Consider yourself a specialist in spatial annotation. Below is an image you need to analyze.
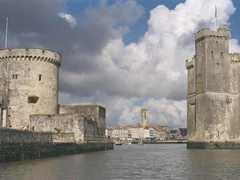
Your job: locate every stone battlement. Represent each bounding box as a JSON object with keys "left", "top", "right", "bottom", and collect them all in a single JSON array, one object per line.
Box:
[
  {"left": 195, "top": 26, "right": 229, "bottom": 41},
  {"left": 0, "top": 48, "right": 61, "bottom": 66}
]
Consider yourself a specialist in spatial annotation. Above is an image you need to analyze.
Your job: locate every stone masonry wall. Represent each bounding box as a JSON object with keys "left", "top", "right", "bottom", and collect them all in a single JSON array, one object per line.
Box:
[
  {"left": 30, "top": 113, "right": 85, "bottom": 143},
  {"left": 0, "top": 128, "right": 53, "bottom": 144},
  {"left": 30, "top": 113, "right": 100, "bottom": 143},
  {"left": 30, "top": 114, "right": 78, "bottom": 133},
  {"left": 186, "top": 58, "right": 196, "bottom": 140},
  {"left": 59, "top": 105, "right": 106, "bottom": 137},
  {"left": 0, "top": 128, "right": 113, "bottom": 162}
]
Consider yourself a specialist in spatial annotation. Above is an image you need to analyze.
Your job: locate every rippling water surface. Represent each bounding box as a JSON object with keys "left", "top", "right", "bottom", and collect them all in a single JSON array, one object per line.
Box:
[{"left": 1, "top": 144, "right": 240, "bottom": 180}]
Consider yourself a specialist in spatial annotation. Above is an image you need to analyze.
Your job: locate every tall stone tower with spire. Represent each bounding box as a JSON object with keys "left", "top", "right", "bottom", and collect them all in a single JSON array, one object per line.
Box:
[
  {"left": 186, "top": 25, "right": 240, "bottom": 148},
  {"left": 141, "top": 108, "right": 149, "bottom": 129}
]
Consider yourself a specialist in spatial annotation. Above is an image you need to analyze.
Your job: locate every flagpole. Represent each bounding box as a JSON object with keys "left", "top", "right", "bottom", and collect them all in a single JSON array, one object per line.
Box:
[{"left": 5, "top": 17, "right": 8, "bottom": 49}]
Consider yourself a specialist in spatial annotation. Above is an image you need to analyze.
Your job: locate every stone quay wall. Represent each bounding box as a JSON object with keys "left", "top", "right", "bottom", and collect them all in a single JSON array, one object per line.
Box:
[
  {"left": 0, "top": 128, "right": 53, "bottom": 144},
  {"left": 0, "top": 128, "right": 113, "bottom": 162}
]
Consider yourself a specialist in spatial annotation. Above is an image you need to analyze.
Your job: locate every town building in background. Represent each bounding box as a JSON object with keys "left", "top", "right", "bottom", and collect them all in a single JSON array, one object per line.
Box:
[
  {"left": 169, "top": 128, "right": 187, "bottom": 140},
  {"left": 106, "top": 127, "right": 129, "bottom": 143},
  {"left": 141, "top": 108, "right": 149, "bottom": 129},
  {"left": 106, "top": 107, "right": 187, "bottom": 144},
  {"left": 106, "top": 125, "right": 186, "bottom": 144}
]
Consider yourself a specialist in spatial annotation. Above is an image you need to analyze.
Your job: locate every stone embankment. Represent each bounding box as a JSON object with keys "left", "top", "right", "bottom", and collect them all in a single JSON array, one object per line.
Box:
[{"left": 0, "top": 128, "right": 113, "bottom": 162}]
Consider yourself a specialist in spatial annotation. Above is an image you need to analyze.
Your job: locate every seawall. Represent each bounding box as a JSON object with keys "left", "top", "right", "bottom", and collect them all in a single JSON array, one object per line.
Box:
[
  {"left": 0, "top": 128, "right": 113, "bottom": 162},
  {"left": 187, "top": 141, "right": 240, "bottom": 149}
]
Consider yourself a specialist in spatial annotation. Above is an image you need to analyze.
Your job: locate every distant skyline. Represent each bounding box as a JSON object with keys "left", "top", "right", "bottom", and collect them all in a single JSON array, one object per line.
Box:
[{"left": 0, "top": 0, "right": 239, "bottom": 127}]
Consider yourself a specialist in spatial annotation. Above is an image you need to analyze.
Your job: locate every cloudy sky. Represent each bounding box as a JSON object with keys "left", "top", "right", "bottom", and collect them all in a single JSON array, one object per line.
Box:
[{"left": 0, "top": 0, "right": 239, "bottom": 127}]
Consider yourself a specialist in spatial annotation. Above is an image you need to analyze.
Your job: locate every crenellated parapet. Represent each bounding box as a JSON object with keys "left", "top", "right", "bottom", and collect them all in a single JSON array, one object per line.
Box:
[
  {"left": 195, "top": 26, "right": 230, "bottom": 42},
  {"left": 0, "top": 48, "right": 61, "bottom": 66},
  {"left": 230, "top": 53, "right": 240, "bottom": 64}
]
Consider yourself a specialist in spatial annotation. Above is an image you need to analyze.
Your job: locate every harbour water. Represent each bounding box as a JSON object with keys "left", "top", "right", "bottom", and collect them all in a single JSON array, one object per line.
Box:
[{"left": 0, "top": 144, "right": 240, "bottom": 180}]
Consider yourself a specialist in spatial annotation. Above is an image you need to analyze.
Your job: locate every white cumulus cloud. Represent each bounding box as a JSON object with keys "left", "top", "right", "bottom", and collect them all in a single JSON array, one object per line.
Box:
[
  {"left": 58, "top": 12, "right": 77, "bottom": 28},
  {"left": 60, "top": 0, "right": 238, "bottom": 127}
]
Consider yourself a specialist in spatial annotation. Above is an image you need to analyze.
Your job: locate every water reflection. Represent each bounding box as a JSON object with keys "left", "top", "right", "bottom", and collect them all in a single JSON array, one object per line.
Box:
[
  {"left": 0, "top": 145, "right": 240, "bottom": 180},
  {"left": 187, "top": 149, "right": 240, "bottom": 180}
]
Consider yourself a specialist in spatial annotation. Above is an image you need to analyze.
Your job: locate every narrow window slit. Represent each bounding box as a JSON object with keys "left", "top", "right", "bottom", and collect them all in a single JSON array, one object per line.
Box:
[{"left": 39, "top": 74, "right": 42, "bottom": 81}]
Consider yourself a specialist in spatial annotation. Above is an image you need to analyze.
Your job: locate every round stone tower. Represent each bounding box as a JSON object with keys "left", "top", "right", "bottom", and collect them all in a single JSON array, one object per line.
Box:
[{"left": 0, "top": 48, "right": 61, "bottom": 129}]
